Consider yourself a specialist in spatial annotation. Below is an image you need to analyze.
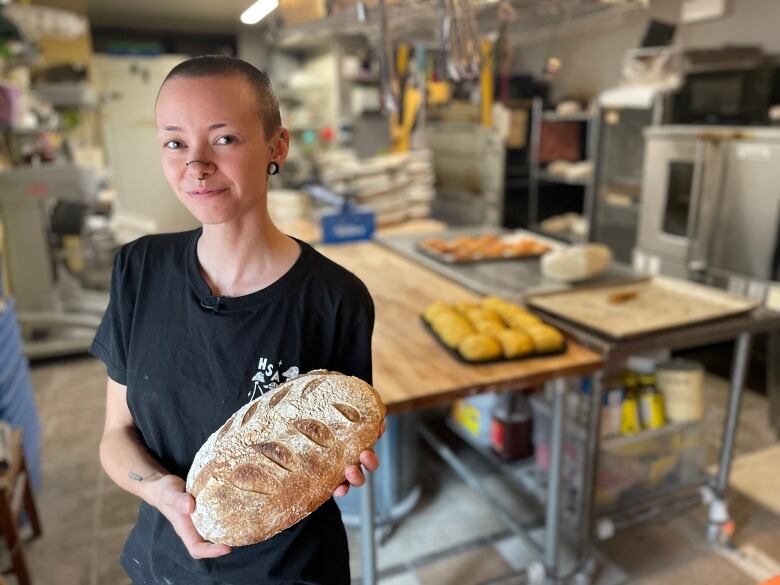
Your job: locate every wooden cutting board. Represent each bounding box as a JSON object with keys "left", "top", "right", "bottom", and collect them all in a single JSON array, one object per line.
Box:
[{"left": 526, "top": 277, "right": 760, "bottom": 339}]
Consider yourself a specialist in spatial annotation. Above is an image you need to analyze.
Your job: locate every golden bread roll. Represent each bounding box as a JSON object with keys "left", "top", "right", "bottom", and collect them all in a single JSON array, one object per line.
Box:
[
  {"left": 525, "top": 324, "right": 565, "bottom": 352},
  {"left": 454, "top": 301, "right": 479, "bottom": 315},
  {"left": 505, "top": 310, "right": 542, "bottom": 330},
  {"left": 481, "top": 296, "right": 508, "bottom": 312},
  {"left": 423, "top": 301, "right": 454, "bottom": 324},
  {"left": 465, "top": 307, "right": 503, "bottom": 324},
  {"left": 431, "top": 311, "right": 476, "bottom": 348},
  {"left": 484, "top": 298, "right": 518, "bottom": 316},
  {"left": 482, "top": 297, "right": 535, "bottom": 326},
  {"left": 431, "top": 310, "right": 472, "bottom": 329},
  {"left": 471, "top": 319, "right": 506, "bottom": 335},
  {"left": 495, "top": 329, "right": 534, "bottom": 358},
  {"left": 458, "top": 334, "right": 503, "bottom": 362},
  {"left": 462, "top": 307, "right": 505, "bottom": 334}
]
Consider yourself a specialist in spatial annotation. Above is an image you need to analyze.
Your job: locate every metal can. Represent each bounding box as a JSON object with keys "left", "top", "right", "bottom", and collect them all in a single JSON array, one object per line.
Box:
[{"left": 656, "top": 359, "right": 705, "bottom": 422}]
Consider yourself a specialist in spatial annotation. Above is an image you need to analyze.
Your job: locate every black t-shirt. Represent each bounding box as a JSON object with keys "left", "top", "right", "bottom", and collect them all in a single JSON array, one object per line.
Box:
[{"left": 90, "top": 228, "right": 374, "bottom": 585}]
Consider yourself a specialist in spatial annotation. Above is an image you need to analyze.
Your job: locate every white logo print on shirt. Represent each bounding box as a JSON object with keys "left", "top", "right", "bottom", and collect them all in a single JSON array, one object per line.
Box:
[{"left": 249, "top": 357, "right": 300, "bottom": 401}]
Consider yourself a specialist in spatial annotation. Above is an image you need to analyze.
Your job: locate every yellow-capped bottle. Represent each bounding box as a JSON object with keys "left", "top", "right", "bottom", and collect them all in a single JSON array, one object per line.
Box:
[
  {"left": 639, "top": 374, "right": 666, "bottom": 429},
  {"left": 620, "top": 371, "right": 641, "bottom": 435}
]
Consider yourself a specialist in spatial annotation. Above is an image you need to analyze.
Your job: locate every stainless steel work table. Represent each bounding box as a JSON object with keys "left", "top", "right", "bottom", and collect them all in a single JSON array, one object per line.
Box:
[
  {"left": 379, "top": 229, "right": 780, "bottom": 580},
  {"left": 316, "top": 241, "right": 603, "bottom": 585}
]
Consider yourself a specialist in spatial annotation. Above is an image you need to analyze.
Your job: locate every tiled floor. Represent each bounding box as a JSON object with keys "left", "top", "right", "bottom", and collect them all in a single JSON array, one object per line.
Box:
[{"left": 7, "top": 355, "right": 780, "bottom": 584}]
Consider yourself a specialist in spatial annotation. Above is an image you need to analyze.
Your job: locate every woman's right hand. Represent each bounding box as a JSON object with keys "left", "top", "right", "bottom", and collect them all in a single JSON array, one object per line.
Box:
[{"left": 148, "top": 474, "right": 232, "bottom": 559}]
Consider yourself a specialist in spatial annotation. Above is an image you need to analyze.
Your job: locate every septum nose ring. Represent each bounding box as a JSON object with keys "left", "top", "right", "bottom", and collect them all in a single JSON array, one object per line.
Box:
[{"left": 186, "top": 159, "right": 210, "bottom": 182}]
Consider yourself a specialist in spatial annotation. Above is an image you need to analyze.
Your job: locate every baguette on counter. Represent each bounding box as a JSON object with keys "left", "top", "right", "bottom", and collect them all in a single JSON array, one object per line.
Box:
[{"left": 186, "top": 370, "right": 385, "bottom": 546}]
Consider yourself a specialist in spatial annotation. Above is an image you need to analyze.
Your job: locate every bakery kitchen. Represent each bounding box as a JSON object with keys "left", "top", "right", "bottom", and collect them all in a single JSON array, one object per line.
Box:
[{"left": 249, "top": 358, "right": 300, "bottom": 401}]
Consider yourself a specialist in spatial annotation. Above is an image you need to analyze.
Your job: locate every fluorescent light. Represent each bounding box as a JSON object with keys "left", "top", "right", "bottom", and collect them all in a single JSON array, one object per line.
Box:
[{"left": 241, "top": 0, "right": 279, "bottom": 24}]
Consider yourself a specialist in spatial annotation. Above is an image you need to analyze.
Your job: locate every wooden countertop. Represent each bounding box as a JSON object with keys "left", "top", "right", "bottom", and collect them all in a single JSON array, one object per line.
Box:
[{"left": 318, "top": 241, "right": 603, "bottom": 414}]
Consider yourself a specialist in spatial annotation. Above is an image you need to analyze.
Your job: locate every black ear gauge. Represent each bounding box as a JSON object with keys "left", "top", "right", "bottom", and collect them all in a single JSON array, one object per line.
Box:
[{"left": 267, "top": 161, "right": 280, "bottom": 176}]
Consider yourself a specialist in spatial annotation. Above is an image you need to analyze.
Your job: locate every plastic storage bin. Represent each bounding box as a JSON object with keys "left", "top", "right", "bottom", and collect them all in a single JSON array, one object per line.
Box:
[
  {"left": 530, "top": 393, "right": 705, "bottom": 512},
  {"left": 0, "top": 298, "right": 42, "bottom": 491},
  {"left": 334, "top": 412, "right": 421, "bottom": 527},
  {"left": 450, "top": 393, "right": 499, "bottom": 450}
]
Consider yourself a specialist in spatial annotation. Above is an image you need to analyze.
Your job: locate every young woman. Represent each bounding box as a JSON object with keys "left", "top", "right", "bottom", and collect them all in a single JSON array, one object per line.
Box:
[{"left": 94, "top": 55, "right": 381, "bottom": 585}]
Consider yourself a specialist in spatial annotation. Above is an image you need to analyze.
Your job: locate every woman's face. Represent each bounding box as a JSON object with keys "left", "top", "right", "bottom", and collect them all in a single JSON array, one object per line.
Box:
[{"left": 155, "top": 74, "right": 288, "bottom": 226}]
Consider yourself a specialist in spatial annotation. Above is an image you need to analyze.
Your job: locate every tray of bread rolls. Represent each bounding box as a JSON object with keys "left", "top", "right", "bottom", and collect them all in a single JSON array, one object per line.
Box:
[
  {"left": 421, "top": 296, "right": 567, "bottom": 364},
  {"left": 417, "top": 234, "right": 554, "bottom": 264}
]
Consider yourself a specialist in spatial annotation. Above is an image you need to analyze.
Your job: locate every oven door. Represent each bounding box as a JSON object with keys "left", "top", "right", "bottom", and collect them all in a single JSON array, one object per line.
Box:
[{"left": 637, "top": 129, "right": 716, "bottom": 269}]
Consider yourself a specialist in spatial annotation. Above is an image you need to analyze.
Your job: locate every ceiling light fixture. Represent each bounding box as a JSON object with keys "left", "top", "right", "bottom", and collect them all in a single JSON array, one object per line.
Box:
[{"left": 240, "top": 0, "right": 279, "bottom": 24}]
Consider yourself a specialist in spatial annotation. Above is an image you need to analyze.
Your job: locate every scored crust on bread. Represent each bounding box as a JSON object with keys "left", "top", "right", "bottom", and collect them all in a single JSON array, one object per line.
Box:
[{"left": 186, "top": 369, "right": 386, "bottom": 546}]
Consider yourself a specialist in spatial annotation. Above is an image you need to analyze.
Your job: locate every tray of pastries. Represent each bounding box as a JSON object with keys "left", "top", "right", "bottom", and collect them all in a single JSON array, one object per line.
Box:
[
  {"left": 417, "top": 234, "right": 553, "bottom": 264},
  {"left": 421, "top": 296, "right": 566, "bottom": 364}
]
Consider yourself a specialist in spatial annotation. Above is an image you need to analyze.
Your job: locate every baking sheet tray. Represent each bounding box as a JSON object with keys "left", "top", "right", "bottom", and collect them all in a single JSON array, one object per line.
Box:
[
  {"left": 525, "top": 277, "right": 760, "bottom": 339},
  {"left": 415, "top": 233, "right": 558, "bottom": 265},
  {"left": 415, "top": 245, "right": 547, "bottom": 264}
]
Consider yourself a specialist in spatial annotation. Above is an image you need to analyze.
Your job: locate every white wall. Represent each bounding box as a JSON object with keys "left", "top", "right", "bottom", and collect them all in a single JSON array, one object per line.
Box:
[
  {"left": 514, "top": 0, "right": 780, "bottom": 103},
  {"left": 92, "top": 54, "right": 199, "bottom": 240}
]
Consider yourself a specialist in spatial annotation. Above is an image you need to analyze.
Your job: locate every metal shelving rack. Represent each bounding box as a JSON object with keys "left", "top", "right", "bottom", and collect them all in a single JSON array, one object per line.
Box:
[
  {"left": 277, "top": 0, "right": 650, "bottom": 48},
  {"left": 528, "top": 97, "right": 601, "bottom": 243}
]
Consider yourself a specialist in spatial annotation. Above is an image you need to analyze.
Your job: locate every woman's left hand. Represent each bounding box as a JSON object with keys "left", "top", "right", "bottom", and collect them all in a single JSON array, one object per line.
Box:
[{"left": 334, "top": 419, "right": 386, "bottom": 497}]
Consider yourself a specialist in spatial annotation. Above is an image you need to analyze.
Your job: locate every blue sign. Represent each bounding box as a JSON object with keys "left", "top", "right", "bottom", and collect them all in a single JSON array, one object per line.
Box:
[{"left": 321, "top": 207, "right": 375, "bottom": 244}]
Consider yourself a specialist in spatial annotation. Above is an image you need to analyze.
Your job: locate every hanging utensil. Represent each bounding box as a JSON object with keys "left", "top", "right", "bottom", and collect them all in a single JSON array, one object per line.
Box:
[
  {"left": 438, "top": 0, "right": 454, "bottom": 80},
  {"left": 355, "top": 0, "right": 368, "bottom": 22},
  {"left": 495, "top": 0, "right": 517, "bottom": 103},
  {"left": 458, "top": 0, "right": 482, "bottom": 79},
  {"left": 377, "top": 0, "right": 399, "bottom": 112},
  {"left": 439, "top": 0, "right": 482, "bottom": 82}
]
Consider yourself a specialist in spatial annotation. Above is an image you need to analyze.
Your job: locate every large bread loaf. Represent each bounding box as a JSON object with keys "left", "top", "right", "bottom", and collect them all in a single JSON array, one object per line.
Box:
[
  {"left": 186, "top": 370, "right": 385, "bottom": 546},
  {"left": 540, "top": 243, "right": 612, "bottom": 283}
]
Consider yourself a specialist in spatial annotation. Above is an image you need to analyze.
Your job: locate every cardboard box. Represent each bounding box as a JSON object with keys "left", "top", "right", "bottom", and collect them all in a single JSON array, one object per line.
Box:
[
  {"left": 279, "top": 0, "right": 327, "bottom": 26},
  {"left": 506, "top": 108, "right": 528, "bottom": 148}
]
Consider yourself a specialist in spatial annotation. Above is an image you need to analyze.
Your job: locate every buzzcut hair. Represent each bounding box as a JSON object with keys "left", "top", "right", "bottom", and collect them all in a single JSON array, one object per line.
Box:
[{"left": 160, "top": 55, "right": 282, "bottom": 137}]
